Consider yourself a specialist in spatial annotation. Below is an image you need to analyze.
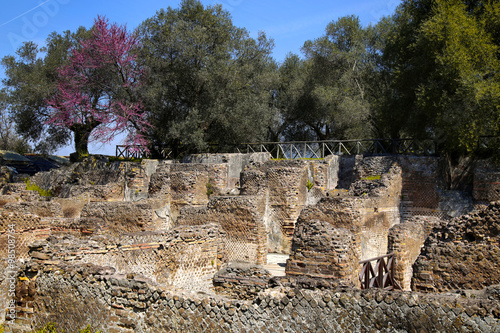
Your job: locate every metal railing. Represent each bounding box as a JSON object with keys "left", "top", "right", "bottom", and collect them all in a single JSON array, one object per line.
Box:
[
  {"left": 234, "top": 139, "right": 436, "bottom": 159},
  {"left": 116, "top": 145, "right": 172, "bottom": 159},
  {"left": 116, "top": 139, "right": 437, "bottom": 159},
  {"left": 359, "top": 253, "right": 402, "bottom": 290}
]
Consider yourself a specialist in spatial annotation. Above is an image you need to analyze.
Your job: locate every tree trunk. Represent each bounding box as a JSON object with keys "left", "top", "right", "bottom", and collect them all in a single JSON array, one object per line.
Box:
[{"left": 70, "top": 122, "right": 99, "bottom": 161}]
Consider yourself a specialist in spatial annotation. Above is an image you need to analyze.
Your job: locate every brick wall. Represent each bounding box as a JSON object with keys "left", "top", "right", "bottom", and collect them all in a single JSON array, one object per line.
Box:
[
  {"left": 388, "top": 219, "right": 428, "bottom": 290},
  {"left": 398, "top": 156, "right": 443, "bottom": 220},
  {"left": 286, "top": 198, "right": 362, "bottom": 287},
  {"left": 79, "top": 201, "right": 157, "bottom": 234},
  {"left": 265, "top": 160, "right": 309, "bottom": 252},
  {"left": 473, "top": 160, "right": 500, "bottom": 203},
  {"left": 23, "top": 223, "right": 222, "bottom": 291},
  {"left": 177, "top": 196, "right": 267, "bottom": 265},
  {"left": 286, "top": 219, "right": 358, "bottom": 286}
]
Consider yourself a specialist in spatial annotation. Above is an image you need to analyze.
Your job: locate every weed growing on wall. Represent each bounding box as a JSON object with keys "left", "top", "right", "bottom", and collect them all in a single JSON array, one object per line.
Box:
[
  {"left": 306, "top": 179, "right": 314, "bottom": 191},
  {"left": 206, "top": 182, "right": 214, "bottom": 197},
  {"left": 361, "top": 175, "right": 381, "bottom": 181},
  {"left": 30, "top": 323, "right": 101, "bottom": 333},
  {"left": 25, "top": 179, "right": 53, "bottom": 197}
]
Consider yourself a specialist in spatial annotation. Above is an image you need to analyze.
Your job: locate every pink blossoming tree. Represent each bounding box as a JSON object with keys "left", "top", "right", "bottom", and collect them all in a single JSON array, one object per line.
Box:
[{"left": 47, "top": 16, "right": 150, "bottom": 159}]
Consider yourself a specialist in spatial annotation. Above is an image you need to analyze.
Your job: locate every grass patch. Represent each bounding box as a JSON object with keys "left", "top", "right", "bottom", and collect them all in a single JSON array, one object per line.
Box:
[
  {"left": 108, "top": 156, "right": 143, "bottom": 163},
  {"left": 361, "top": 175, "right": 381, "bottom": 181},
  {"left": 30, "top": 323, "right": 101, "bottom": 333}
]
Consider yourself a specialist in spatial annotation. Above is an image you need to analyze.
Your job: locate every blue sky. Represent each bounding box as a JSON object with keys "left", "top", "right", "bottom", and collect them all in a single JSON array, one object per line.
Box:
[{"left": 0, "top": 0, "right": 401, "bottom": 156}]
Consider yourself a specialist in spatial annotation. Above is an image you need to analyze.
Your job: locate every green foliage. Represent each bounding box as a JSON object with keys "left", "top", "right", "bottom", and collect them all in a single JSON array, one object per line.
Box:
[
  {"left": 138, "top": 0, "right": 278, "bottom": 156},
  {"left": 379, "top": 0, "right": 500, "bottom": 159},
  {"left": 206, "top": 181, "right": 214, "bottom": 197},
  {"left": 306, "top": 179, "right": 314, "bottom": 192},
  {"left": 78, "top": 325, "right": 102, "bottom": 333},
  {"left": 361, "top": 175, "right": 381, "bottom": 181},
  {"left": 0, "top": 29, "right": 90, "bottom": 154},
  {"left": 0, "top": 90, "right": 32, "bottom": 154},
  {"left": 30, "top": 323, "right": 101, "bottom": 333},
  {"left": 25, "top": 179, "right": 53, "bottom": 197},
  {"left": 277, "top": 16, "right": 374, "bottom": 141},
  {"left": 107, "top": 156, "right": 143, "bottom": 163},
  {"left": 31, "top": 323, "right": 58, "bottom": 333}
]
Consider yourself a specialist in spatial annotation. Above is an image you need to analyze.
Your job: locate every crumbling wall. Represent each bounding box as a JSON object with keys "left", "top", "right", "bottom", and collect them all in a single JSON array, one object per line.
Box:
[
  {"left": 213, "top": 262, "right": 271, "bottom": 300},
  {"left": 124, "top": 159, "right": 159, "bottom": 201},
  {"left": 397, "top": 156, "right": 472, "bottom": 220},
  {"left": 0, "top": 211, "right": 79, "bottom": 326},
  {"left": 25, "top": 223, "right": 223, "bottom": 291},
  {"left": 2, "top": 201, "right": 63, "bottom": 218},
  {"left": 169, "top": 163, "right": 229, "bottom": 221},
  {"left": 265, "top": 160, "right": 309, "bottom": 252},
  {"left": 412, "top": 202, "right": 500, "bottom": 292},
  {"left": 177, "top": 196, "right": 267, "bottom": 265},
  {"left": 1, "top": 183, "right": 42, "bottom": 202},
  {"left": 286, "top": 218, "right": 358, "bottom": 286},
  {"left": 388, "top": 218, "right": 434, "bottom": 290},
  {"left": 79, "top": 201, "right": 159, "bottom": 234},
  {"left": 286, "top": 198, "right": 362, "bottom": 287},
  {"left": 182, "top": 152, "right": 271, "bottom": 187},
  {"left": 286, "top": 158, "right": 403, "bottom": 285},
  {"left": 352, "top": 161, "right": 403, "bottom": 259}
]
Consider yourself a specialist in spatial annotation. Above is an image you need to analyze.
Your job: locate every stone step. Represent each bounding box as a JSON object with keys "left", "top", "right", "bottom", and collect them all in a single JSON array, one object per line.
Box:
[{"left": 264, "top": 253, "right": 288, "bottom": 277}]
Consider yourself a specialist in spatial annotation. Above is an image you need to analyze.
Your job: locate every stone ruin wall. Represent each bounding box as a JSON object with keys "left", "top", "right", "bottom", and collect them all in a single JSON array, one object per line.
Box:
[
  {"left": 412, "top": 201, "right": 500, "bottom": 292},
  {"left": 25, "top": 223, "right": 224, "bottom": 292},
  {"left": 284, "top": 158, "right": 404, "bottom": 287},
  {"left": 2, "top": 153, "right": 500, "bottom": 331},
  {"left": 176, "top": 196, "right": 268, "bottom": 265},
  {"left": 16, "top": 262, "right": 500, "bottom": 332},
  {"left": 387, "top": 216, "right": 439, "bottom": 291}
]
